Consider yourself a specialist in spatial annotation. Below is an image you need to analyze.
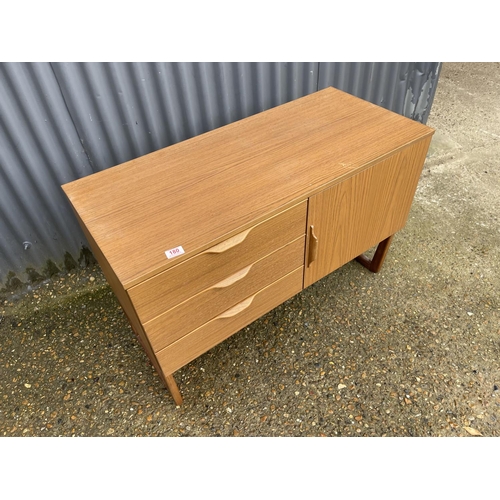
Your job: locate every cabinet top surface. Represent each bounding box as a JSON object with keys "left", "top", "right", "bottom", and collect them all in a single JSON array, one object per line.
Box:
[{"left": 62, "top": 87, "right": 434, "bottom": 288}]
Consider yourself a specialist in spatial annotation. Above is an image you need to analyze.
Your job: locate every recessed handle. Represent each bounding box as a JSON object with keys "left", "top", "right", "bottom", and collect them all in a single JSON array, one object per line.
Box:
[
  {"left": 308, "top": 225, "right": 318, "bottom": 267},
  {"left": 205, "top": 229, "right": 252, "bottom": 254},
  {"left": 211, "top": 265, "right": 253, "bottom": 289},
  {"left": 217, "top": 295, "right": 256, "bottom": 319}
]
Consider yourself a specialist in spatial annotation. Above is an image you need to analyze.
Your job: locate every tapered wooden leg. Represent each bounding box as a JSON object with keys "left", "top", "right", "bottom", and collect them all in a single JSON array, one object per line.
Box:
[
  {"left": 355, "top": 235, "right": 394, "bottom": 273},
  {"left": 165, "top": 374, "right": 183, "bottom": 406}
]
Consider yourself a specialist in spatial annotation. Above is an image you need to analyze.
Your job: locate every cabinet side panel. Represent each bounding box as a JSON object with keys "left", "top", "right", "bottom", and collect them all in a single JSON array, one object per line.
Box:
[{"left": 304, "top": 135, "right": 432, "bottom": 287}]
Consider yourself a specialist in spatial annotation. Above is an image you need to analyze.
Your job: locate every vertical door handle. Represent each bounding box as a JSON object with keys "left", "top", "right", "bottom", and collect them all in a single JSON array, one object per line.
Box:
[{"left": 308, "top": 225, "right": 318, "bottom": 267}]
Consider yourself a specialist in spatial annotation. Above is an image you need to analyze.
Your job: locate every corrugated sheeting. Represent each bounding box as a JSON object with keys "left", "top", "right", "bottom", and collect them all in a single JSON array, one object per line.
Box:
[
  {"left": 318, "top": 62, "right": 441, "bottom": 123},
  {"left": 0, "top": 63, "right": 94, "bottom": 285},
  {"left": 0, "top": 62, "right": 441, "bottom": 287}
]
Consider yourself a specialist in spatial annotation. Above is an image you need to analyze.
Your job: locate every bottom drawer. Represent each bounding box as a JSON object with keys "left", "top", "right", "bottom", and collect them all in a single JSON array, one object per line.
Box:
[{"left": 156, "top": 266, "right": 303, "bottom": 375}]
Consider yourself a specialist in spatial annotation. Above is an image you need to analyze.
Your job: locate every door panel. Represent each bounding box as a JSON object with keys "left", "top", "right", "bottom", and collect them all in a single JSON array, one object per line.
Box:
[{"left": 304, "top": 136, "right": 432, "bottom": 287}]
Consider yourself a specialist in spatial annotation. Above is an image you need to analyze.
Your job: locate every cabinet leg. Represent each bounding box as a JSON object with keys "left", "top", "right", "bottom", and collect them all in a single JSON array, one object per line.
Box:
[
  {"left": 165, "top": 374, "right": 183, "bottom": 406},
  {"left": 355, "top": 235, "right": 394, "bottom": 273}
]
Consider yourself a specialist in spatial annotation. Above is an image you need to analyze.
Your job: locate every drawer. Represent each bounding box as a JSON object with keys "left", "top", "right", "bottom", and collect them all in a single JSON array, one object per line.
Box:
[
  {"left": 128, "top": 201, "right": 307, "bottom": 323},
  {"left": 145, "top": 236, "right": 305, "bottom": 352},
  {"left": 156, "top": 266, "right": 303, "bottom": 375}
]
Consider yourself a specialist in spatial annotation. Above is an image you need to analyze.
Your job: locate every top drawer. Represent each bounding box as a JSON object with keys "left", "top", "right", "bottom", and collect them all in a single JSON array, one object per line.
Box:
[{"left": 128, "top": 201, "right": 307, "bottom": 323}]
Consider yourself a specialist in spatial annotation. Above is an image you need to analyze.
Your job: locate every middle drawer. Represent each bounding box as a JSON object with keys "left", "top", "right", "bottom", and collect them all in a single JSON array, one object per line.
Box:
[{"left": 144, "top": 236, "right": 304, "bottom": 353}]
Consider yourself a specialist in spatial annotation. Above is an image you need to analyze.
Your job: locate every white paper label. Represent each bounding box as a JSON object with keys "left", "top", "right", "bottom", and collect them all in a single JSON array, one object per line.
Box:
[{"left": 165, "top": 246, "right": 185, "bottom": 259}]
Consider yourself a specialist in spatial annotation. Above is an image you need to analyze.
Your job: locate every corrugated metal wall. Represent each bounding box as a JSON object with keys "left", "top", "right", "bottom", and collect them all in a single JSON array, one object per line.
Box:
[
  {"left": 318, "top": 62, "right": 440, "bottom": 123},
  {"left": 0, "top": 62, "right": 441, "bottom": 288}
]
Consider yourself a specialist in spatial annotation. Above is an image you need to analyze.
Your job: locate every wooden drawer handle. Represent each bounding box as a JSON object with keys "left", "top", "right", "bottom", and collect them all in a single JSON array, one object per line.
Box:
[
  {"left": 217, "top": 295, "right": 256, "bottom": 319},
  {"left": 205, "top": 229, "right": 252, "bottom": 254},
  {"left": 212, "top": 264, "right": 253, "bottom": 289},
  {"left": 308, "top": 225, "right": 318, "bottom": 267}
]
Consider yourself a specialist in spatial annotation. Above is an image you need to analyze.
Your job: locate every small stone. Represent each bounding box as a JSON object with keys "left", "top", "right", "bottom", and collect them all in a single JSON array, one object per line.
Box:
[
  {"left": 338, "top": 384, "right": 346, "bottom": 390},
  {"left": 463, "top": 426, "right": 482, "bottom": 436},
  {"left": 24, "top": 383, "right": 31, "bottom": 388},
  {"left": 89, "top": 276, "right": 95, "bottom": 282},
  {"left": 107, "top": 428, "right": 114, "bottom": 435}
]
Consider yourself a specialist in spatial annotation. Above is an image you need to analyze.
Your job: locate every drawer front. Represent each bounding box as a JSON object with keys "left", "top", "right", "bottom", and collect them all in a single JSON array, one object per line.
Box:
[
  {"left": 128, "top": 201, "right": 307, "bottom": 323},
  {"left": 145, "top": 236, "right": 304, "bottom": 352},
  {"left": 156, "top": 266, "right": 303, "bottom": 375}
]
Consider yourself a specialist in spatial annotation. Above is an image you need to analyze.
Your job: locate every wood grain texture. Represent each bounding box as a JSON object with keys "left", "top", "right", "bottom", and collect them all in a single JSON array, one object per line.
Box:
[
  {"left": 156, "top": 267, "right": 304, "bottom": 375},
  {"left": 62, "top": 87, "right": 434, "bottom": 288},
  {"left": 304, "top": 135, "right": 432, "bottom": 287},
  {"left": 128, "top": 202, "right": 307, "bottom": 323},
  {"left": 144, "top": 236, "right": 305, "bottom": 352}
]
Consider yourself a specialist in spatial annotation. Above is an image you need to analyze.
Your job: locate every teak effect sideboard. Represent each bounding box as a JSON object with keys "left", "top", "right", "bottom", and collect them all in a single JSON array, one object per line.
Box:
[{"left": 62, "top": 87, "right": 434, "bottom": 405}]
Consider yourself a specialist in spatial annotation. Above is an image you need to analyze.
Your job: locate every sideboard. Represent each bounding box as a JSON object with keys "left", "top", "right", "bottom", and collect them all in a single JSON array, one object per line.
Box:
[{"left": 62, "top": 87, "right": 434, "bottom": 405}]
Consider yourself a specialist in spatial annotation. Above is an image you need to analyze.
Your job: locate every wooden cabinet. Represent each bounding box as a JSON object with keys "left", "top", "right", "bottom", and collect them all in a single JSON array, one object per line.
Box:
[{"left": 62, "top": 87, "right": 434, "bottom": 405}]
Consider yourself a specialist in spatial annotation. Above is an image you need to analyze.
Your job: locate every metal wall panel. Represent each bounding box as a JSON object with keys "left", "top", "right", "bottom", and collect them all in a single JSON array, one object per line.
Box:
[
  {"left": 0, "top": 62, "right": 93, "bottom": 286},
  {"left": 0, "top": 62, "right": 440, "bottom": 287},
  {"left": 318, "top": 62, "right": 441, "bottom": 123}
]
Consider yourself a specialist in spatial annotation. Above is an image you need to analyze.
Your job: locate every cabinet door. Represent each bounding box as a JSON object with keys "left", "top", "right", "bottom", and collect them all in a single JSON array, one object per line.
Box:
[{"left": 304, "top": 137, "right": 431, "bottom": 287}]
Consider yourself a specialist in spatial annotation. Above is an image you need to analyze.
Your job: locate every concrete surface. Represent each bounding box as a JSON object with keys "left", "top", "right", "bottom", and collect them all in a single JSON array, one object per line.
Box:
[{"left": 1, "top": 62, "right": 499, "bottom": 437}]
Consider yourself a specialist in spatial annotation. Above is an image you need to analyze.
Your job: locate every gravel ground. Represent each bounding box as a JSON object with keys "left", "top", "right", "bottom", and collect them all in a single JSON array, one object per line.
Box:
[{"left": 1, "top": 62, "right": 499, "bottom": 437}]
